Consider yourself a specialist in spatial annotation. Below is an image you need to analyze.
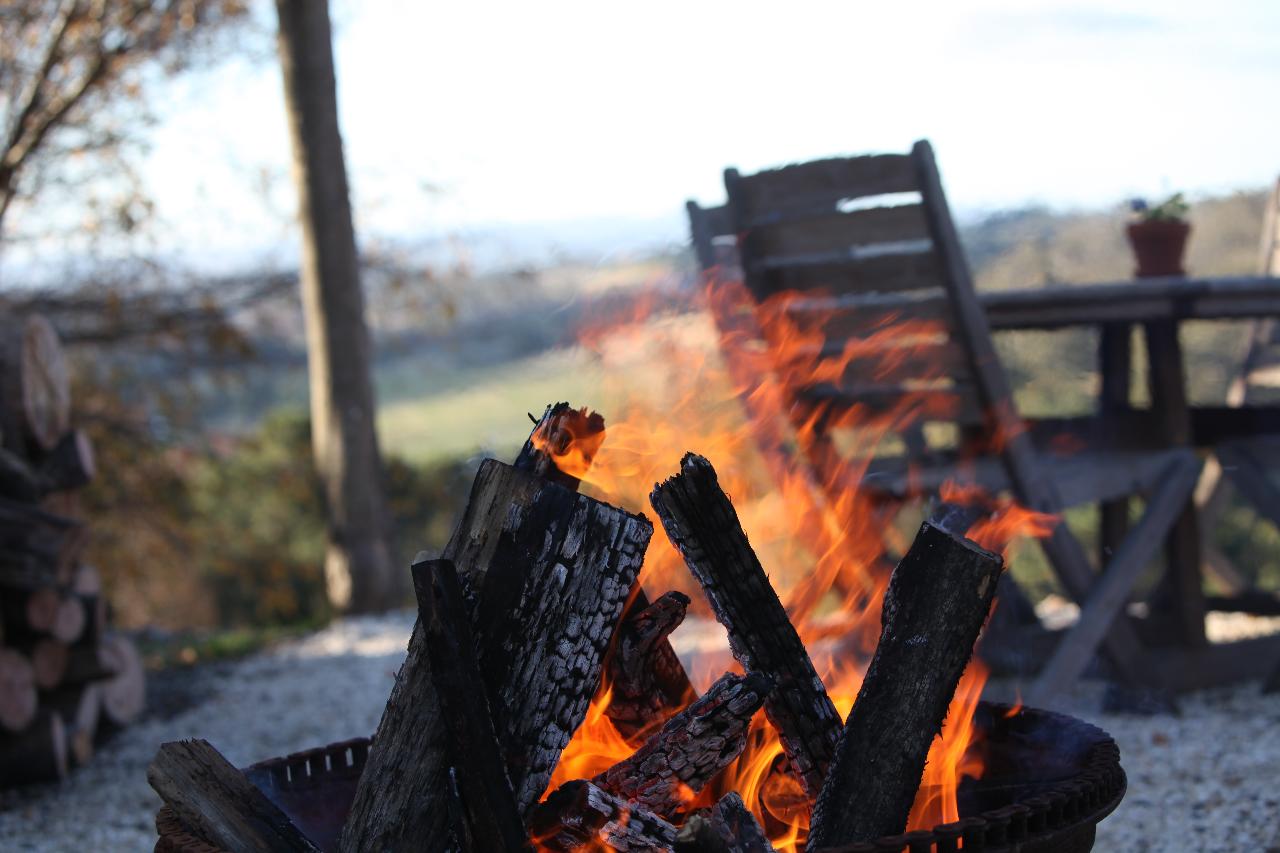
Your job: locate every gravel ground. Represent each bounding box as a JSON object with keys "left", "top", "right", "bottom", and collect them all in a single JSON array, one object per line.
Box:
[{"left": 2, "top": 611, "right": 1279, "bottom": 852}]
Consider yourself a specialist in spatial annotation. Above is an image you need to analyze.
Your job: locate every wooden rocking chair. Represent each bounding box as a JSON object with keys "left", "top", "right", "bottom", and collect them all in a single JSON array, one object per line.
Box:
[{"left": 688, "top": 140, "right": 1202, "bottom": 702}]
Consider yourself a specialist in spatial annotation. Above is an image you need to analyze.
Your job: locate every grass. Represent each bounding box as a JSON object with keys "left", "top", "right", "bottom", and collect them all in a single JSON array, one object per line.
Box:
[{"left": 377, "top": 346, "right": 605, "bottom": 464}]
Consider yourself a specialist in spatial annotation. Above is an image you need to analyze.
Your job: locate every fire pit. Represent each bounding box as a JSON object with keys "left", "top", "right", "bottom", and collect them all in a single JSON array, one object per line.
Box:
[{"left": 153, "top": 701, "right": 1123, "bottom": 852}]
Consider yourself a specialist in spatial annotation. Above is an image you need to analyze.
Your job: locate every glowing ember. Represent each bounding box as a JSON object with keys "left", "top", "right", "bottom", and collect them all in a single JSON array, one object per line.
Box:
[{"left": 535, "top": 271, "right": 1054, "bottom": 851}]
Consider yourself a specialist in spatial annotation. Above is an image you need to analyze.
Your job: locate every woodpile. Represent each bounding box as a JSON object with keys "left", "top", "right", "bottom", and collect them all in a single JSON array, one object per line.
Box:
[
  {"left": 148, "top": 403, "right": 1002, "bottom": 851},
  {"left": 0, "top": 315, "right": 143, "bottom": 787}
]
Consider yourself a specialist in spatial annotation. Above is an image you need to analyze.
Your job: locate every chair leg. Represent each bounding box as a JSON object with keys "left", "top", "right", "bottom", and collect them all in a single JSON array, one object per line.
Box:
[{"left": 1026, "top": 456, "right": 1203, "bottom": 706}]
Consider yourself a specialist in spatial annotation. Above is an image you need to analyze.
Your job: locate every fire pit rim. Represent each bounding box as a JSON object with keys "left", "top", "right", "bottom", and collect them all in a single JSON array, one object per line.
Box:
[{"left": 153, "top": 702, "right": 1125, "bottom": 853}]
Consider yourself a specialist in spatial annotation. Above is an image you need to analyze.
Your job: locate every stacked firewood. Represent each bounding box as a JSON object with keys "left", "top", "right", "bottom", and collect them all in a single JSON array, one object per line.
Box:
[
  {"left": 0, "top": 315, "right": 143, "bottom": 787},
  {"left": 148, "top": 403, "right": 1003, "bottom": 851}
]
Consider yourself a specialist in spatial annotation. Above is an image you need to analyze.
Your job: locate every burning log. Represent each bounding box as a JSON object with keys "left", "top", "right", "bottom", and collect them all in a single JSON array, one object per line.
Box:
[
  {"left": 674, "top": 792, "right": 776, "bottom": 853},
  {"left": 606, "top": 589, "right": 699, "bottom": 741},
  {"left": 529, "top": 779, "right": 678, "bottom": 852},
  {"left": 514, "top": 402, "right": 606, "bottom": 490},
  {"left": 650, "top": 452, "right": 841, "bottom": 798},
  {"left": 593, "top": 671, "right": 773, "bottom": 820},
  {"left": 148, "top": 739, "right": 319, "bottom": 852},
  {"left": 411, "top": 557, "right": 529, "bottom": 853},
  {"left": 340, "top": 458, "right": 651, "bottom": 851},
  {"left": 806, "top": 521, "right": 1003, "bottom": 849},
  {"left": 516, "top": 402, "right": 697, "bottom": 741}
]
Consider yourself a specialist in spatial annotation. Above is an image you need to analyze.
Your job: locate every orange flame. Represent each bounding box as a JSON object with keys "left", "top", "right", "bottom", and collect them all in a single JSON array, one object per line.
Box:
[{"left": 534, "top": 269, "right": 1053, "bottom": 851}]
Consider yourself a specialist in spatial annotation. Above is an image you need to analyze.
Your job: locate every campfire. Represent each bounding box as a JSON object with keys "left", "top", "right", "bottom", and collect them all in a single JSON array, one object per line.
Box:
[{"left": 147, "top": 283, "right": 1126, "bottom": 852}]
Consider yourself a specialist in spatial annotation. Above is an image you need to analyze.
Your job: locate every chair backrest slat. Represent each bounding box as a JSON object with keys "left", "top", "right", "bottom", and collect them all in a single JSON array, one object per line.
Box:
[{"left": 729, "top": 154, "right": 917, "bottom": 223}]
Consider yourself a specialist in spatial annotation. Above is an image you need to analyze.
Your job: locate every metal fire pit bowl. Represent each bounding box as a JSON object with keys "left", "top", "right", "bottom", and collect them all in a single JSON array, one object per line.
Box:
[{"left": 154, "top": 702, "right": 1124, "bottom": 853}]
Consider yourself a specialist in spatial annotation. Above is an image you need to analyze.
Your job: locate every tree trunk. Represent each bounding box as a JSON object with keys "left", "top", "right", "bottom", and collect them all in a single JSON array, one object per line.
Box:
[{"left": 274, "top": 0, "right": 397, "bottom": 612}]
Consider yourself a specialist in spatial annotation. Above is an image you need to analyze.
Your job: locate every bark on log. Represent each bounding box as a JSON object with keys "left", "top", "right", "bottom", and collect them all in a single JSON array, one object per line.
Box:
[
  {"left": 606, "top": 589, "right": 699, "bottom": 742},
  {"left": 412, "top": 557, "right": 529, "bottom": 853},
  {"left": 0, "top": 710, "right": 67, "bottom": 786},
  {"left": 340, "top": 460, "right": 651, "bottom": 852},
  {"left": 514, "top": 402, "right": 606, "bottom": 490},
  {"left": 148, "top": 739, "right": 319, "bottom": 852},
  {"left": 594, "top": 671, "right": 772, "bottom": 820},
  {"left": 97, "top": 633, "right": 144, "bottom": 730},
  {"left": 675, "top": 792, "right": 776, "bottom": 853},
  {"left": 649, "top": 453, "right": 841, "bottom": 798},
  {"left": 0, "top": 647, "right": 36, "bottom": 732},
  {"left": 529, "top": 780, "right": 678, "bottom": 852},
  {"left": 807, "top": 521, "right": 1003, "bottom": 849}
]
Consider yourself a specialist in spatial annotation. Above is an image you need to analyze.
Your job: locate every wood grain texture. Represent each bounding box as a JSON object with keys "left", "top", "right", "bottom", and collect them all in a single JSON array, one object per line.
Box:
[
  {"left": 147, "top": 739, "right": 318, "bottom": 852},
  {"left": 594, "top": 671, "right": 772, "bottom": 820},
  {"left": 650, "top": 453, "right": 840, "bottom": 798},
  {"left": 807, "top": 522, "right": 1002, "bottom": 848}
]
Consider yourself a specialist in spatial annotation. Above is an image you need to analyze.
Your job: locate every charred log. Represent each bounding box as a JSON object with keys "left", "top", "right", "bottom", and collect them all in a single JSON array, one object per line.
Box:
[
  {"left": 675, "top": 792, "right": 776, "bottom": 853},
  {"left": 412, "top": 558, "right": 529, "bottom": 853},
  {"left": 807, "top": 521, "right": 1003, "bottom": 848},
  {"left": 340, "top": 459, "right": 651, "bottom": 851},
  {"left": 649, "top": 452, "right": 841, "bottom": 798},
  {"left": 594, "top": 671, "right": 772, "bottom": 820},
  {"left": 606, "top": 589, "right": 699, "bottom": 742},
  {"left": 148, "top": 739, "right": 319, "bottom": 852},
  {"left": 529, "top": 779, "right": 678, "bottom": 852}
]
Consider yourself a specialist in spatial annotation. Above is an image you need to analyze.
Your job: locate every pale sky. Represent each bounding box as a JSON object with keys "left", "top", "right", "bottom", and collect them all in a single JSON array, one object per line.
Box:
[{"left": 145, "top": 0, "right": 1280, "bottom": 262}]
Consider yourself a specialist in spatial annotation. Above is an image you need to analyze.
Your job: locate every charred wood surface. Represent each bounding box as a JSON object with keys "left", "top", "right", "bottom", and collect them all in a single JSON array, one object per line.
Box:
[
  {"left": 444, "top": 459, "right": 652, "bottom": 814},
  {"left": 675, "top": 792, "right": 776, "bottom": 853},
  {"left": 341, "top": 459, "right": 651, "bottom": 851},
  {"left": 529, "top": 779, "right": 678, "bottom": 852},
  {"left": 650, "top": 453, "right": 840, "bottom": 798},
  {"left": 606, "top": 589, "right": 699, "bottom": 742},
  {"left": 594, "top": 671, "right": 772, "bottom": 820},
  {"left": 807, "top": 521, "right": 1003, "bottom": 848},
  {"left": 412, "top": 557, "right": 529, "bottom": 853},
  {"left": 148, "top": 738, "right": 319, "bottom": 852}
]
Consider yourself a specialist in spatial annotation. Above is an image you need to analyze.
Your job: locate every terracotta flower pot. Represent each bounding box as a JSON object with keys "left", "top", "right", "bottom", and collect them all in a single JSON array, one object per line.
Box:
[{"left": 1126, "top": 219, "right": 1191, "bottom": 277}]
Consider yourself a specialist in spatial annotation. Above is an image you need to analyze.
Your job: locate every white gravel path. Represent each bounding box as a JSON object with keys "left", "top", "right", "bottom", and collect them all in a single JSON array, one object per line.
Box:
[{"left": 2, "top": 612, "right": 1278, "bottom": 852}]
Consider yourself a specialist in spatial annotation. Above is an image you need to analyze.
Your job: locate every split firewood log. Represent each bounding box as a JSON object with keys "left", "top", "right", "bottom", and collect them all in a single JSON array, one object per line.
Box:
[
  {"left": 605, "top": 589, "right": 699, "bottom": 742},
  {"left": 594, "top": 671, "right": 772, "bottom": 820},
  {"left": 650, "top": 453, "right": 841, "bottom": 798},
  {"left": 806, "top": 521, "right": 1003, "bottom": 849},
  {"left": 148, "top": 739, "right": 319, "bottom": 852},
  {"left": 411, "top": 558, "right": 528, "bottom": 852},
  {"left": 0, "top": 710, "right": 67, "bottom": 786},
  {"left": 516, "top": 401, "right": 697, "bottom": 742},
  {"left": 529, "top": 779, "right": 678, "bottom": 852},
  {"left": 675, "top": 792, "right": 776, "bottom": 853},
  {"left": 339, "top": 459, "right": 651, "bottom": 852}
]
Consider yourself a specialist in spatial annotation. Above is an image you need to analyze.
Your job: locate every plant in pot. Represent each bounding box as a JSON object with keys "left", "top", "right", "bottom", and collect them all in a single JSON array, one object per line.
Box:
[{"left": 1126, "top": 192, "right": 1191, "bottom": 277}]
